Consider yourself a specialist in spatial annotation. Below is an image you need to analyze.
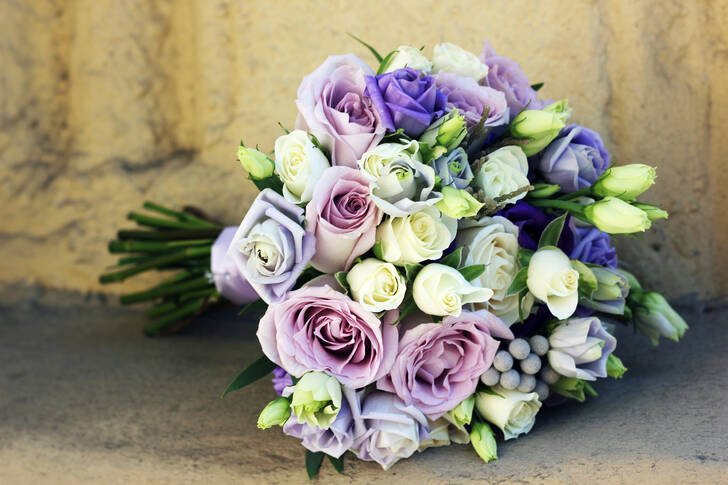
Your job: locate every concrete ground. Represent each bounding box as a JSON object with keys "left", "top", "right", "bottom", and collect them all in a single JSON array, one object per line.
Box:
[{"left": 1, "top": 287, "right": 726, "bottom": 485}]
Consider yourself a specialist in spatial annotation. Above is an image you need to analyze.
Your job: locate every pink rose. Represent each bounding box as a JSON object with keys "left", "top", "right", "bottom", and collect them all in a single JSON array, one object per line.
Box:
[
  {"left": 305, "top": 166, "right": 382, "bottom": 273},
  {"left": 257, "top": 285, "right": 398, "bottom": 388},
  {"left": 296, "top": 54, "right": 385, "bottom": 167},
  {"left": 377, "top": 310, "right": 513, "bottom": 419}
]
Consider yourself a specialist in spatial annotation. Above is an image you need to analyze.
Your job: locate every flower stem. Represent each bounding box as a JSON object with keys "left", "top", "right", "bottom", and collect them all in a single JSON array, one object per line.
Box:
[
  {"left": 99, "top": 246, "right": 211, "bottom": 283},
  {"left": 142, "top": 201, "right": 221, "bottom": 229},
  {"left": 146, "top": 301, "right": 178, "bottom": 318},
  {"left": 117, "top": 228, "right": 222, "bottom": 240},
  {"left": 527, "top": 198, "right": 586, "bottom": 215},
  {"left": 127, "top": 212, "right": 206, "bottom": 230},
  {"left": 143, "top": 298, "right": 206, "bottom": 336},
  {"left": 120, "top": 276, "right": 211, "bottom": 304},
  {"left": 108, "top": 239, "right": 213, "bottom": 254},
  {"left": 557, "top": 187, "right": 592, "bottom": 200}
]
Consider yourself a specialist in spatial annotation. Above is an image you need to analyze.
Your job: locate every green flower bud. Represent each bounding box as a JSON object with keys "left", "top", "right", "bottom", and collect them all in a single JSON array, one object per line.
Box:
[
  {"left": 630, "top": 291, "right": 688, "bottom": 345},
  {"left": 528, "top": 183, "right": 561, "bottom": 199},
  {"left": 632, "top": 203, "right": 668, "bottom": 222},
  {"left": 591, "top": 164, "right": 656, "bottom": 200},
  {"left": 435, "top": 186, "right": 484, "bottom": 219},
  {"left": 449, "top": 395, "right": 475, "bottom": 429},
  {"left": 606, "top": 354, "right": 628, "bottom": 379},
  {"left": 257, "top": 397, "right": 291, "bottom": 429},
  {"left": 550, "top": 377, "right": 598, "bottom": 403},
  {"left": 290, "top": 371, "right": 342, "bottom": 429},
  {"left": 419, "top": 109, "right": 467, "bottom": 160},
  {"left": 510, "top": 100, "right": 569, "bottom": 156},
  {"left": 616, "top": 268, "right": 642, "bottom": 290},
  {"left": 238, "top": 142, "right": 275, "bottom": 179},
  {"left": 591, "top": 267, "right": 629, "bottom": 302},
  {"left": 470, "top": 421, "right": 498, "bottom": 463},
  {"left": 584, "top": 197, "right": 651, "bottom": 234}
]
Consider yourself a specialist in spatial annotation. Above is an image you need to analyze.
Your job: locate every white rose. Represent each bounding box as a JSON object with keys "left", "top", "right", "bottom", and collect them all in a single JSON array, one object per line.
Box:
[
  {"left": 475, "top": 387, "right": 542, "bottom": 440},
  {"left": 526, "top": 247, "right": 579, "bottom": 320},
  {"left": 376, "top": 206, "right": 457, "bottom": 266},
  {"left": 432, "top": 42, "right": 488, "bottom": 81},
  {"left": 383, "top": 45, "right": 433, "bottom": 73},
  {"left": 474, "top": 146, "right": 530, "bottom": 205},
  {"left": 456, "top": 216, "right": 533, "bottom": 325},
  {"left": 412, "top": 263, "right": 493, "bottom": 317},
  {"left": 358, "top": 140, "right": 440, "bottom": 217},
  {"left": 346, "top": 258, "right": 407, "bottom": 312},
  {"left": 274, "top": 129, "right": 329, "bottom": 203}
]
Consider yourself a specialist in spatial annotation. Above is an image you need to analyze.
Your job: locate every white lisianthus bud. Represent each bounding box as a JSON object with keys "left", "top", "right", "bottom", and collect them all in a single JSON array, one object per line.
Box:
[
  {"left": 346, "top": 258, "right": 407, "bottom": 312},
  {"left": 257, "top": 397, "right": 291, "bottom": 429},
  {"left": 591, "top": 164, "right": 656, "bottom": 201},
  {"left": 412, "top": 263, "right": 493, "bottom": 317},
  {"left": 432, "top": 42, "right": 488, "bottom": 81},
  {"left": 475, "top": 387, "right": 542, "bottom": 440},
  {"left": 526, "top": 247, "right": 580, "bottom": 319},
  {"left": 474, "top": 146, "right": 530, "bottom": 205},
  {"left": 274, "top": 130, "right": 330, "bottom": 204},
  {"left": 584, "top": 197, "right": 651, "bottom": 234},
  {"left": 470, "top": 421, "right": 498, "bottom": 463},
  {"left": 283, "top": 371, "right": 342, "bottom": 430},
  {"left": 383, "top": 45, "right": 433, "bottom": 73},
  {"left": 376, "top": 206, "right": 457, "bottom": 266}
]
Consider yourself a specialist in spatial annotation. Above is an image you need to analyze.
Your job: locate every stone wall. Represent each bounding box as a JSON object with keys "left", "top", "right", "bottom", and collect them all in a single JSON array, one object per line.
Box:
[{"left": 1, "top": 0, "right": 727, "bottom": 298}]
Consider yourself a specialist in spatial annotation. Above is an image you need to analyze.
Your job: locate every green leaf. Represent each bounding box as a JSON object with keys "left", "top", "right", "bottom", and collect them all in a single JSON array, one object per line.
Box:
[
  {"left": 221, "top": 356, "right": 276, "bottom": 397},
  {"left": 376, "top": 50, "right": 397, "bottom": 75},
  {"left": 572, "top": 259, "right": 598, "bottom": 300},
  {"left": 308, "top": 132, "right": 331, "bottom": 160},
  {"left": 346, "top": 33, "right": 383, "bottom": 62},
  {"left": 372, "top": 241, "right": 384, "bottom": 260},
  {"left": 394, "top": 297, "right": 418, "bottom": 324},
  {"left": 306, "top": 450, "right": 325, "bottom": 479},
  {"left": 459, "top": 264, "right": 485, "bottom": 282},
  {"left": 238, "top": 299, "right": 268, "bottom": 316},
  {"left": 404, "top": 263, "right": 423, "bottom": 283},
  {"left": 250, "top": 174, "right": 284, "bottom": 194},
  {"left": 538, "top": 212, "right": 567, "bottom": 248},
  {"left": 334, "top": 271, "right": 350, "bottom": 295},
  {"left": 439, "top": 247, "right": 463, "bottom": 269},
  {"left": 531, "top": 82, "right": 544, "bottom": 91},
  {"left": 505, "top": 268, "right": 528, "bottom": 297},
  {"left": 380, "top": 128, "right": 410, "bottom": 144},
  {"left": 517, "top": 248, "right": 534, "bottom": 267},
  {"left": 293, "top": 265, "right": 324, "bottom": 290},
  {"left": 327, "top": 454, "right": 344, "bottom": 474},
  {"left": 517, "top": 290, "right": 527, "bottom": 323}
]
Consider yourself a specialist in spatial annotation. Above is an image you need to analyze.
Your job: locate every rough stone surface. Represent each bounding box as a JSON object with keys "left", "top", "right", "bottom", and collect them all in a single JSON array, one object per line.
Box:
[
  {"left": 1, "top": 288, "right": 726, "bottom": 484},
  {"left": 1, "top": 0, "right": 727, "bottom": 299}
]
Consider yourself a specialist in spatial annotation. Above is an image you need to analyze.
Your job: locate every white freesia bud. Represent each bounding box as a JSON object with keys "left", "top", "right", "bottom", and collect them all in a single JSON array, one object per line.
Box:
[
  {"left": 346, "top": 258, "right": 407, "bottom": 312},
  {"left": 413, "top": 263, "right": 493, "bottom": 317},
  {"left": 376, "top": 206, "right": 457, "bottom": 266},
  {"left": 432, "top": 42, "right": 488, "bottom": 81},
  {"left": 475, "top": 387, "right": 542, "bottom": 440},
  {"left": 474, "top": 146, "right": 530, "bottom": 205},
  {"left": 274, "top": 130, "right": 330, "bottom": 203},
  {"left": 383, "top": 45, "right": 433, "bottom": 73},
  {"left": 457, "top": 216, "right": 534, "bottom": 325},
  {"left": 526, "top": 247, "right": 579, "bottom": 320}
]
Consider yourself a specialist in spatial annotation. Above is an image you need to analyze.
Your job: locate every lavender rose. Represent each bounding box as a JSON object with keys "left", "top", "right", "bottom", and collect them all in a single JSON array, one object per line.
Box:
[
  {"left": 433, "top": 147, "right": 473, "bottom": 190},
  {"left": 296, "top": 54, "right": 385, "bottom": 167},
  {"left": 378, "top": 310, "right": 513, "bottom": 419},
  {"left": 570, "top": 227, "right": 617, "bottom": 269},
  {"left": 365, "top": 67, "right": 447, "bottom": 138},
  {"left": 538, "top": 125, "right": 610, "bottom": 192},
  {"left": 434, "top": 72, "right": 509, "bottom": 128},
  {"left": 352, "top": 391, "right": 430, "bottom": 470},
  {"left": 305, "top": 166, "right": 383, "bottom": 273},
  {"left": 257, "top": 285, "right": 397, "bottom": 388},
  {"left": 228, "top": 189, "right": 316, "bottom": 304},
  {"left": 210, "top": 226, "right": 259, "bottom": 305}
]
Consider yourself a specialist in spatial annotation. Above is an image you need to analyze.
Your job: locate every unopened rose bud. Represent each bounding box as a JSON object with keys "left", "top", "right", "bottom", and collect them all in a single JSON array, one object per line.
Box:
[
  {"left": 238, "top": 142, "right": 275, "bottom": 179},
  {"left": 591, "top": 164, "right": 656, "bottom": 200},
  {"left": 435, "top": 186, "right": 484, "bottom": 219},
  {"left": 470, "top": 421, "right": 498, "bottom": 463},
  {"left": 257, "top": 397, "right": 291, "bottom": 429},
  {"left": 584, "top": 197, "right": 651, "bottom": 234}
]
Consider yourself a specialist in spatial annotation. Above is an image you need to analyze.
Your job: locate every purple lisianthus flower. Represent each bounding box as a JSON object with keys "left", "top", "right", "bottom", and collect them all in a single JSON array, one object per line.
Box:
[
  {"left": 210, "top": 226, "right": 259, "bottom": 305},
  {"left": 434, "top": 72, "right": 509, "bottom": 128},
  {"left": 499, "top": 200, "right": 577, "bottom": 254},
  {"left": 257, "top": 285, "right": 398, "bottom": 388},
  {"left": 271, "top": 366, "right": 292, "bottom": 396},
  {"left": 547, "top": 317, "right": 617, "bottom": 381},
  {"left": 296, "top": 54, "right": 385, "bottom": 167},
  {"left": 352, "top": 391, "right": 430, "bottom": 470},
  {"left": 433, "top": 147, "right": 473, "bottom": 189},
  {"left": 365, "top": 67, "right": 447, "bottom": 138},
  {"left": 378, "top": 310, "right": 513, "bottom": 419},
  {"left": 570, "top": 227, "right": 617, "bottom": 269},
  {"left": 228, "top": 189, "right": 316, "bottom": 304},
  {"left": 479, "top": 40, "right": 549, "bottom": 114},
  {"left": 283, "top": 386, "right": 361, "bottom": 458},
  {"left": 539, "top": 125, "right": 610, "bottom": 192}
]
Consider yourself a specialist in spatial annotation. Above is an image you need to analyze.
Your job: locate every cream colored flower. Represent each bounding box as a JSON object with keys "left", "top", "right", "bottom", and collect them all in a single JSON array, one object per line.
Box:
[
  {"left": 526, "top": 247, "right": 579, "bottom": 319},
  {"left": 413, "top": 263, "right": 493, "bottom": 317},
  {"left": 474, "top": 146, "right": 530, "bottom": 205},
  {"left": 376, "top": 206, "right": 457, "bottom": 266},
  {"left": 432, "top": 42, "right": 488, "bottom": 81},
  {"left": 274, "top": 129, "right": 329, "bottom": 203},
  {"left": 346, "top": 258, "right": 406, "bottom": 312}
]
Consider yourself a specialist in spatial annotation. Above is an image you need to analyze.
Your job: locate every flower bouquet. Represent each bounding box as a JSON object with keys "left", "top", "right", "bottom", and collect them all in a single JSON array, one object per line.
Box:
[{"left": 101, "top": 37, "right": 688, "bottom": 474}]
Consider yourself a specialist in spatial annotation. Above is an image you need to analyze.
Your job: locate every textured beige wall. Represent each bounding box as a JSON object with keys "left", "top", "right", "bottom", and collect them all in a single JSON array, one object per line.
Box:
[{"left": 1, "top": 0, "right": 727, "bottom": 298}]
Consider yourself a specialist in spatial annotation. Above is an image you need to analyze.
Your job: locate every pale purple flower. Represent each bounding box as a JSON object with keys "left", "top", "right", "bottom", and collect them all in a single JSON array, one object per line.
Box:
[
  {"left": 433, "top": 147, "right": 473, "bottom": 190},
  {"left": 434, "top": 72, "right": 509, "bottom": 128},
  {"left": 210, "top": 226, "right": 259, "bottom": 305},
  {"left": 539, "top": 125, "right": 610, "bottom": 192},
  {"left": 305, "top": 166, "right": 382, "bottom": 273},
  {"left": 272, "top": 366, "right": 292, "bottom": 396},
  {"left": 227, "top": 189, "right": 316, "bottom": 304},
  {"left": 547, "top": 317, "right": 617, "bottom": 381},
  {"left": 257, "top": 285, "right": 397, "bottom": 388},
  {"left": 377, "top": 310, "right": 513, "bottom": 419},
  {"left": 570, "top": 227, "right": 617, "bottom": 269},
  {"left": 296, "top": 55, "right": 385, "bottom": 168},
  {"left": 365, "top": 67, "right": 447, "bottom": 137}
]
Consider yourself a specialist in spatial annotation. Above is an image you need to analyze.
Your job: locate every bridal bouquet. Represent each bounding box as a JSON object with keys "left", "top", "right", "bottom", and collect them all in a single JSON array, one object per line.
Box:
[{"left": 101, "top": 37, "right": 687, "bottom": 475}]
